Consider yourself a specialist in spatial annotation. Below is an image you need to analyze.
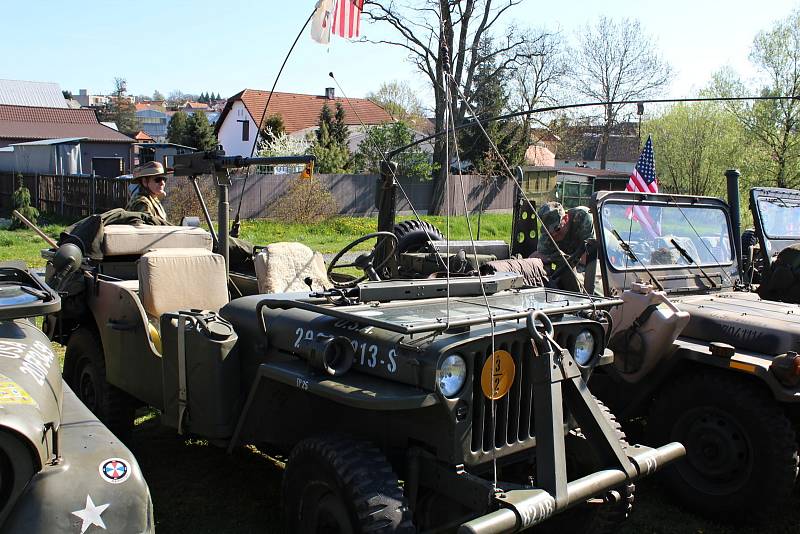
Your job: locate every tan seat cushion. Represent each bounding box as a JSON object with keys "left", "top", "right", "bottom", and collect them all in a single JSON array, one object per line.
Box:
[
  {"left": 138, "top": 248, "right": 228, "bottom": 318},
  {"left": 254, "top": 242, "right": 330, "bottom": 294},
  {"left": 103, "top": 225, "right": 213, "bottom": 256}
]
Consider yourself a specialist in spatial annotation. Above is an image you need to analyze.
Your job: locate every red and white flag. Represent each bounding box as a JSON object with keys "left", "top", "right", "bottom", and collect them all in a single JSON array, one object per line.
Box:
[
  {"left": 310, "top": 0, "right": 336, "bottom": 44},
  {"left": 625, "top": 135, "right": 661, "bottom": 238},
  {"left": 332, "top": 0, "right": 364, "bottom": 39}
]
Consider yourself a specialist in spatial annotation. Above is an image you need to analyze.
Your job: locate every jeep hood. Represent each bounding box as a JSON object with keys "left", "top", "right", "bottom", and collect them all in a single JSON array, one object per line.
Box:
[{"left": 675, "top": 291, "right": 800, "bottom": 355}]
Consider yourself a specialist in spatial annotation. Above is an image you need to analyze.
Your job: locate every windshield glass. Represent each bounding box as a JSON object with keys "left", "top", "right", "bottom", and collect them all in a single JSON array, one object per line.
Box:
[
  {"left": 600, "top": 202, "right": 733, "bottom": 270},
  {"left": 756, "top": 196, "right": 800, "bottom": 239}
]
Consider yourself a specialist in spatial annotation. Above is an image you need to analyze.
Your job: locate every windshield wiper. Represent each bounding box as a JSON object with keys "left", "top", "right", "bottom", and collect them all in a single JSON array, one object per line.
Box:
[
  {"left": 669, "top": 239, "right": 718, "bottom": 288},
  {"left": 611, "top": 229, "right": 665, "bottom": 291}
]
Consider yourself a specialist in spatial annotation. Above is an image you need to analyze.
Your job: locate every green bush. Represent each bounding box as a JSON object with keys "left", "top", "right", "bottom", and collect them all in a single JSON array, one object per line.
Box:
[{"left": 9, "top": 174, "right": 39, "bottom": 231}]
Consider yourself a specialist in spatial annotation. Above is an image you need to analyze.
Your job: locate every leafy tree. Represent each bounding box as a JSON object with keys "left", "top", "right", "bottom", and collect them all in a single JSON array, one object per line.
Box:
[
  {"left": 152, "top": 90, "right": 165, "bottom": 101},
  {"left": 367, "top": 81, "right": 427, "bottom": 127},
  {"left": 569, "top": 17, "right": 672, "bottom": 169},
  {"left": 261, "top": 114, "right": 286, "bottom": 139},
  {"left": 459, "top": 38, "right": 524, "bottom": 174},
  {"left": 167, "top": 111, "right": 190, "bottom": 146},
  {"left": 62, "top": 90, "right": 73, "bottom": 100},
  {"left": 711, "top": 10, "right": 800, "bottom": 190},
  {"left": 648, "top": 102, "right": 748, "bottom": 197},
  {"left": 10, "top": 174, "right": 38, "bottom": 231},
  {"left": 98, "top": 77, "right": 138, "bottom": 135},
  {"left": 354, "top": 121, "right": 435, "bottom": 180},
  {"left": 185, "top": 112, "right": 218, "bottom": 151}
]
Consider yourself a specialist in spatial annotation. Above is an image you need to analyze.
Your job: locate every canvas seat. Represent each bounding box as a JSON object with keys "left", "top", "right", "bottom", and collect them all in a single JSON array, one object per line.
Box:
[
  {"left": 137, "top": 248, "right": 229, "bottom": 321},
  {"left": 102, "top": 225, "right": 213, "bottom": 256},
  {"left": 254, "top": 242, "right": 331, "bottom": 294}
]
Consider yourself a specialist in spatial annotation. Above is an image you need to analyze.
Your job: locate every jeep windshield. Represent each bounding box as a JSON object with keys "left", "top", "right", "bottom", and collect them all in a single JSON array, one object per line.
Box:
[
  {"left": 600, "top": 201, "right": 734, "bottom": 272},
  {"left": 756, "top": 195, "right": 800, "bottom": 240}
]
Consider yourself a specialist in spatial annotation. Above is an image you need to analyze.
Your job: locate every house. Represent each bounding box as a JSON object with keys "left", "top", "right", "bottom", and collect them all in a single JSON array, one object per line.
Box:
[
  {"left": 555, "top": 167, "right": 630, "bottom": 208},
  {"left": 0, "top": 138, "right": 84, "bottom": 175},
  {"left": 556, "top": 123, "right": 640, "bottom": 172},
  {"left": 135, "top": 104, "right": 169, "bottom": 141},
  {"left": 0, "top": 104, "right": 135, "bottom": 177},
  {"left": 134, "top": 142, "right": 196, "bottom": 169},
  {"left": 0, "top": 79, "right": 68, "bottom": 108},
  {"left": 215, "top": 87, "right": 393, "bottom": 156},
  {"left": 75, "top": 89, "right": 109, "bottom": 108}
]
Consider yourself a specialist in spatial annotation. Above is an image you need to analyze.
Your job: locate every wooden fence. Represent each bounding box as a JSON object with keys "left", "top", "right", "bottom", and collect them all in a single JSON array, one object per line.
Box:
[
  {"left": 0, "top": 173, "right": 129, "bottom": 219},
  {"left": 1, "top": 171, "right": 518, "bottom": 222}
]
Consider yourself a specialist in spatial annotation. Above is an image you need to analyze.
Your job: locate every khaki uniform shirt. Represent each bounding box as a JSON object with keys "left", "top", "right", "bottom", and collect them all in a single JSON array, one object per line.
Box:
[{"left": 127, "top": 185, "right": 169, "bottom": 224}]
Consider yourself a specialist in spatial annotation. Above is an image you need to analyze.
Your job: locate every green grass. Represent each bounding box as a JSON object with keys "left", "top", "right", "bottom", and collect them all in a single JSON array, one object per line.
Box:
[{"left": 0, "top": 214, "right": 515, "bottom": 266}]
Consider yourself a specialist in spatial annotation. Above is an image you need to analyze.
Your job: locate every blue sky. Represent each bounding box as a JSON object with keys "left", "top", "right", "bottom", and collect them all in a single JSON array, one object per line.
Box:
[{"left": 1, "top": 0, "right": 797, "bottom": 107}]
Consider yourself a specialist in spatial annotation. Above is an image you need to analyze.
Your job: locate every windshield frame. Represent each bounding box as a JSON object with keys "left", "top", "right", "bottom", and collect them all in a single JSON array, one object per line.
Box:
[{"left": 594, "top": 191, "right": 738, "bottom": 294}]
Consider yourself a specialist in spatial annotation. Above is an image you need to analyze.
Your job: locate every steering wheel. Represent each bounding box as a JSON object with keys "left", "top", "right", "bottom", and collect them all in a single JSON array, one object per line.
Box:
[{"left": 327, "top": 232, "right": 399, "bottom": 289}]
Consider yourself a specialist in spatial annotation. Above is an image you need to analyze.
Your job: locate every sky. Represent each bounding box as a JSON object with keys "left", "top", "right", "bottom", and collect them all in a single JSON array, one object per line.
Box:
[{"left": 1, "top": 0, "right": 797, "bottom": 108}]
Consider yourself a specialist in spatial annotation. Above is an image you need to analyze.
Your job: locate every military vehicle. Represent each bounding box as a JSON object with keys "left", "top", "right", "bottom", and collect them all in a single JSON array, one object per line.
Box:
[
  {"left": 586, "top": 182, "right": 800, "bottom": 521},
  {"left": 0, "top": 260, "right": 153, "bottom": 533},
  {"left": 41, "top": 151, "right": 683, "bottom": 533},
  {"left": 741, "top": 186, "right": 800, "bottom": 300}
]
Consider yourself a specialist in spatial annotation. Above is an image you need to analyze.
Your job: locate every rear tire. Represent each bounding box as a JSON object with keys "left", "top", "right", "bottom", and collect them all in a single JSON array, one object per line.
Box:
[
  {"left": 282, "top": 436, "right": 414, "bottom": 534},
  {"left": 648, "top": 371, "right": 798, "bottom": 521},
  {"left": 393, "top": 220, "right": 443, "bottom": 254},
  {"left": 64, "top": 328, "right": 135, "bottom": 440}
]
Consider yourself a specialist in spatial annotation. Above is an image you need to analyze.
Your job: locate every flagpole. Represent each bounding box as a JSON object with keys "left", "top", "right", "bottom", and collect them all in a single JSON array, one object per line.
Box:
[{"left": 231, "top": 7, "right": 316, "bottom": 237}]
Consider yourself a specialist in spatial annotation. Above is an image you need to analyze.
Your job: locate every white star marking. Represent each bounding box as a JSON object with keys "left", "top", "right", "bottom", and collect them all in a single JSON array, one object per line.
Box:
[{"left": 72, "top": 495, "right": 110, "bottom": 533}]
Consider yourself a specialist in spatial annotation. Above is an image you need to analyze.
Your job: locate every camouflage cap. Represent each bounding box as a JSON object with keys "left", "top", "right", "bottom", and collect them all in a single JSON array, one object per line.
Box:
[{"left": 538, "top": 201, "right": 566, "bottom": 233}]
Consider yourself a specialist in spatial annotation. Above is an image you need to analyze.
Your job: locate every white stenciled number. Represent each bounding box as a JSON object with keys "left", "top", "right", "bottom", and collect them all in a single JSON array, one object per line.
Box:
[
  {"left": 367, "top": 344, "right": 378, "bottom": 368},
  {"left": 388, "top": 349, "right": 397, "bottom": 373},
  {"left": 294, "top": 328, "right": 303, "bottom": 348}
]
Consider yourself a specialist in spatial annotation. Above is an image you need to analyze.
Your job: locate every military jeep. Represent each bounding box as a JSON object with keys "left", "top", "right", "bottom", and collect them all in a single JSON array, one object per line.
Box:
[
  {"left": 0, "top": 262, "right": 153, "bottom": 533},
  {"left": 41, "top": 151, "right": 683, "bottom": 533},
  {"left": 588, "top": 188, "right": 800, "bottom": 521}
]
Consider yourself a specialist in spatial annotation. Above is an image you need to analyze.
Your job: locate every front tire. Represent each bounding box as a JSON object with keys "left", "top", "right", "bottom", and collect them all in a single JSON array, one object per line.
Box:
[
  {"left": 648, "top": 371, "right": 798, "bottom": 521},
  {"left": 282, "top": 437, "right": 413, "bottom": 534},
  {"left": 64, "top": 328, "right": 135, "bottom": 440}
]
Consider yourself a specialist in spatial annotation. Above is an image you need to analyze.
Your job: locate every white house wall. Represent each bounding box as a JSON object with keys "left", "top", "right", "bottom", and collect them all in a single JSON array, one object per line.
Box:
[{"left": 217, "top": 101, "right": 261, "bottom": 157}]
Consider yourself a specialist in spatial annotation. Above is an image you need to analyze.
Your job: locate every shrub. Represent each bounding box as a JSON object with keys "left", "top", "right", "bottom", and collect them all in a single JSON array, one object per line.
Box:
[
  {"left": 10, "top": 174, "right": 39, "bottom": 230},
  {"left": 163, "top": 176, "right": 218, "bottom": 223},
  {"left": 269, "top": 177, "right": 338, "bottom": 224}
]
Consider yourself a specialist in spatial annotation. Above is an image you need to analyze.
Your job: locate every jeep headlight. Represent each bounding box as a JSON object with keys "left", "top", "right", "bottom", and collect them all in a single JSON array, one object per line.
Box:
[
  {"left": 437, "top": 354, "right": 467, "bottom": 398},
  {"left": 573, "top": 330, "right": 596, "bottom": 366}
]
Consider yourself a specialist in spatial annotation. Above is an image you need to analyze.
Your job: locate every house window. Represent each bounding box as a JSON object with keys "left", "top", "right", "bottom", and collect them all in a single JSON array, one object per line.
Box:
[{"left": 238, "top": 120, "right": 250, "bottom": 141}]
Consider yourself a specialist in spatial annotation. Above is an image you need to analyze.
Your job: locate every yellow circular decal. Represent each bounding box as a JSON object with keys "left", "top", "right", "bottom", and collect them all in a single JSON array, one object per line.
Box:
[{"left": 480, "top": 350, "right": 516, "bottom": 400}]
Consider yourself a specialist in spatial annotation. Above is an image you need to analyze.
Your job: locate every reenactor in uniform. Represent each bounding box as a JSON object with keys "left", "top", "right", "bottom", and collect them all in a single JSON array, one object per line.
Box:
[{"left": 127, "top": 161, "right": 169, "bottom": 224}]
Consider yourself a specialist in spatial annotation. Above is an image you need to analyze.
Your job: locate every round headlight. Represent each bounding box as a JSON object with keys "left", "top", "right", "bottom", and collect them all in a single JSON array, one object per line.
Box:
[
  {"left": 436, "top": 354, "right": 467, "bottom": 398},
  {"left": 573, "top": 330, "right": 596, "bottom": 366}
]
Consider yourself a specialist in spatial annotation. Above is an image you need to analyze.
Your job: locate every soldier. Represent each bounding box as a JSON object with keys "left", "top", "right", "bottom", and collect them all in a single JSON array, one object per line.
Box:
[
  {"left": 127, "top": 161, "right": 169, "bottom": 224},
  {"left": 532, "top": 201, "right": 598, "bottom": 293}
]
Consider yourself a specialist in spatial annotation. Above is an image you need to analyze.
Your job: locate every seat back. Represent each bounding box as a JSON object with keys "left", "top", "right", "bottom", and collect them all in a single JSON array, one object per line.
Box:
[
  {"left": 103, "top": 225, "right": 213, "bottom": 256},
  {"left": 138, "top": 248, "right": 228, "bottom": 319},
  {"left": 254, "top": 242, "right": 331, "bottom": 294}
]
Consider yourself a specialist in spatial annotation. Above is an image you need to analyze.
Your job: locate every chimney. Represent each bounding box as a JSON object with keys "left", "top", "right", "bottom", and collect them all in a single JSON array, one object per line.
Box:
[
  {"left": 325, "top": 87, "right": 335, "bottom": 99},
  {"left": 79, "top": 89, "right": 88, "bottom": 96}
]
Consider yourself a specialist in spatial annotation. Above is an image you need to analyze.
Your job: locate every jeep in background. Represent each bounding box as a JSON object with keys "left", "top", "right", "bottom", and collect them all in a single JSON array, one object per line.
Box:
[
  {"left": 0, "top": 262, "right": 153, "bottom": 533},
  {"left": 589, "top": 187, "right": 800, "bottom": 521},
  {"left": 40, "top": 151, "right": 684, "bottom": 533}
]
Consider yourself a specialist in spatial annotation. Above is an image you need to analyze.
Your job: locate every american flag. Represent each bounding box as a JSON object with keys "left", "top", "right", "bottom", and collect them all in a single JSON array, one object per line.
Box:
[
  {"left": 332, "top": 0, "right": 364, "bottom": 39},
  {"left": 626, "top": 135, "right": 660, "bottom": 238}
]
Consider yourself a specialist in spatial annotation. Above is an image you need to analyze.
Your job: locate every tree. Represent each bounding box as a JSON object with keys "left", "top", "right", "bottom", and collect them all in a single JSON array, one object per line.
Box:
[
  {"left": 711, "top": 10, "right": 800, "bottom": 190},
  {"left": 365, "top": 0, "right": 536, "bottom": 211},
  {"left": 98, "top": 77, "right": 138, "bottom": 135},
  {"left": 10, "top": 174, "right": 39, "bottom": 231},
  {"left": 261, "top": 114, "right": 286, "bottom": 139},
  {"left": 355, "top": 121, "right": 435, "bottom": 180},
  {"left": 569, "top": 17, "right": 672, "bottom": 169},
  {"left": 153, "top": 90, "right": 165, "bottom": 101},
  {"left": 367, "top": 81, "right": 427, "bottom": 126},
  {"left": 309, "top": 104, "right": 351, "bottom": 173},
  {"left": 648, "top": 102, "right": 748, "bottom": 197},
  {"left": 62, "top": 90, "right": 73, "bottom": 100},
  {"left": 184, "top": 112, "right": 218, "bottom": 151},
  {"left": 167, "top": 111, "right": 190, "bottom": 146}
]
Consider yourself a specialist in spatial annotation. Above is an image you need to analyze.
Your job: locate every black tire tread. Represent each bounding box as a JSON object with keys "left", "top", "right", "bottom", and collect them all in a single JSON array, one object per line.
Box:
[
  {"left": 648, "top": 370, "right": 798, "bottom": 519},
  {"left": 64, "top": 327, "right": 134, "bottom": 439},
  {"left": 392, "top": 220, "right": 444, "bottom": 254},
  {"left": 282, "top": 436, "right": 414, "bottom": 533}
]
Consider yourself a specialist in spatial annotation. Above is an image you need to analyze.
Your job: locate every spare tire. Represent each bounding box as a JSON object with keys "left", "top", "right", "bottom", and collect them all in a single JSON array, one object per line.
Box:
[{"left": 393, "top": 219, "right": 444, "bottom": 254}]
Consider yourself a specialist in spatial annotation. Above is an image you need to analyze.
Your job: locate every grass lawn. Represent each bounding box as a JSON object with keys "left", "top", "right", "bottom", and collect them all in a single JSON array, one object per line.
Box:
[{"left": 0, "top": 213, "right": 515, "bottom": 266}]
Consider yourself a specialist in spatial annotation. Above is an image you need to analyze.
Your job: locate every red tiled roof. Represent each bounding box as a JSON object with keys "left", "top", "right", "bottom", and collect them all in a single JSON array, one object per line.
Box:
[
  {"left": 134, "top": 131, "right": 154, "bottom": 141},
  {"left": 216, "top": 89, "right": 393, "bottom": 135},
  {"left": 0, "top": 104, "right": 135, "bottom": 143},
  {"left": 185, "top": 102, "right": 210, "bottom": 110}
]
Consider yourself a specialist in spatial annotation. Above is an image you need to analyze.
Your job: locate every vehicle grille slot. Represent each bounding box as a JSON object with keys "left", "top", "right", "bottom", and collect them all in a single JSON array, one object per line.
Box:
[{"left": 470, "top": 338, "right": 536, "bottom": 453}]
